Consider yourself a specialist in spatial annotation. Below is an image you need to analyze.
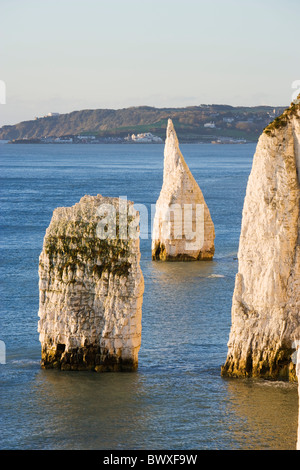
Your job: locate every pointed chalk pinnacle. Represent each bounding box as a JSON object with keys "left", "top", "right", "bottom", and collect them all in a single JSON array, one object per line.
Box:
[{"left": 152, "top": 119, "right": 215, "bottom": 261}]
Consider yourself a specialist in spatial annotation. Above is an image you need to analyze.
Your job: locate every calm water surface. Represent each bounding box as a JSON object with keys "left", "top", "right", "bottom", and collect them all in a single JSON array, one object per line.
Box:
[{"left": 0, "top": 143, "right": 298, "bottom": 450}]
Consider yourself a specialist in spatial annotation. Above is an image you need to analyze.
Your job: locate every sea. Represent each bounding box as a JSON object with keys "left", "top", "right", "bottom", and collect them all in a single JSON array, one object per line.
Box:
[{"left": 0, "top": 143, "right": 298, "bottom": 450}]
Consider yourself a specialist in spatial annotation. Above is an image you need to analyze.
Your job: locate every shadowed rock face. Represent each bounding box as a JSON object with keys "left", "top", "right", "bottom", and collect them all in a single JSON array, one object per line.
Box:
[
  {"left": 222, "top": 100, "right": 300, "bottom": 381},
  {"left": 38, "top": 194, "right": 144, "bottom": 372},
  {"left": 152, "top": 119, "right": 215, "bottom": 261}
]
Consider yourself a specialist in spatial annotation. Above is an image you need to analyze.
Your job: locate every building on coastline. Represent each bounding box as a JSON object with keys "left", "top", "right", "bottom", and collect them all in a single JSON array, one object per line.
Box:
[
  {"left": 203, "top": 122, "right": 216, "bottom": 129},
  {"left": 126, "top": 132, "right": 163, "bottom": 143}
]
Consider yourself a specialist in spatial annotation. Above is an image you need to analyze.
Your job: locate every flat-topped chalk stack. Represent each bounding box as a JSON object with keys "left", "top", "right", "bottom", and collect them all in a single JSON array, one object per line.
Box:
[
  {"left": 152, "top": 119, "right": 215, "bottom": 261},
  {"left": 38, "top": 194, "right": 144, "bottom": 372},
  {"left": 222, "top": 99, "right": 300, "bottom": 381}
]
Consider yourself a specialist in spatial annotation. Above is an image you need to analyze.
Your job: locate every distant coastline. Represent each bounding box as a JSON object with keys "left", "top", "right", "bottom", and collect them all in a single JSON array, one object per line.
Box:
[
  {"left": 4, "top": 137, "right": 251, "bottom": 145},
  {"left": 0, "top": 103, "right": 287, "bottom": 144}
]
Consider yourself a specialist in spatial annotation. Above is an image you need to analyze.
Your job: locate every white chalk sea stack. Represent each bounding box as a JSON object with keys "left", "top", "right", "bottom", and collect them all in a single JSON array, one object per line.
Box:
[
  {"left": 38, "top": 194, "right": 144, "bottom": 371},
  {"left": 222, "top": 100, "right": 300, "bottom": 381},
  {"left": 152, "top": 119, "right": 215, "bottom": 260}
]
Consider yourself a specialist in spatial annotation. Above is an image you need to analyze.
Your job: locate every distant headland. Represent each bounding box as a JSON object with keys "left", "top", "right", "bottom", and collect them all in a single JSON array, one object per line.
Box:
[{"left": 0, "top": 104, "right": 287, "bottom": 144}]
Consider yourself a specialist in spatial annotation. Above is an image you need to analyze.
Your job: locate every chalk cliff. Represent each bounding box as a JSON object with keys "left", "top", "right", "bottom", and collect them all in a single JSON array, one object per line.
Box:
[
  {"left": 222, "top": 100, "right": 300, "bottom": 381},
  {"left": 38, "top": 194, "right": 144, "bottom": 371},
  {"left": 152, "top": 119, "right": 215, "bottom": 260}
]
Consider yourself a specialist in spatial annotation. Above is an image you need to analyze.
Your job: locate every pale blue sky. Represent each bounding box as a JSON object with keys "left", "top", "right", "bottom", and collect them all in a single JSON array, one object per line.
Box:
[{"left": 0, "top": 0, "right": 299, "bottom": 126}]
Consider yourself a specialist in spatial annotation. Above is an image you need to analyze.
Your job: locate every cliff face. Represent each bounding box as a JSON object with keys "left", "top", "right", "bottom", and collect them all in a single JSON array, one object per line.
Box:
[
  {"left": 38, "top": 195, "right": 144, "bottom": 371},
  {"left": 152, "top": 119, "right": 215, "bottom": 261},
  {"left": 222, "top": 101, "right": 300, "bottom": 381}
]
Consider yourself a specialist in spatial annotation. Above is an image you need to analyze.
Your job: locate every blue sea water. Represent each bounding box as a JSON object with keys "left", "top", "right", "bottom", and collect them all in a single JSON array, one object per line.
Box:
[{"left": 0, "top": 143, "right": 298, "bottom": 450}]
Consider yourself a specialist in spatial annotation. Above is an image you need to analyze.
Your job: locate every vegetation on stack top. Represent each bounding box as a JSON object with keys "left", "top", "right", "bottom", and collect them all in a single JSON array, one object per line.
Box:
[
  {"left": 264, "top": 98, "right": 300, "bottom": 136},
  {"left": 42, "top": 211, "right": 134, "bottom": 279}
]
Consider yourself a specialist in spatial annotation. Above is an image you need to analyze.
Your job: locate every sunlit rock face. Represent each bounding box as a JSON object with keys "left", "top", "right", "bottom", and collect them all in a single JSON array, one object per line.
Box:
[
  {"left": 222, "top": 100, "right": 300, "bottom": 381},
  {"left": 152, "top": 119, "right": 215, "bottom": 261},
  {"left": 38, "top": 194, "right": 144, "bottom": 372}
]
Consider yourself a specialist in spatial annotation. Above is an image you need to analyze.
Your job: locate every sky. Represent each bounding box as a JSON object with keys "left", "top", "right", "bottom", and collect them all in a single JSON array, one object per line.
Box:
[{"left": 0, "top": 0, "right": 299, "bottom": 126}]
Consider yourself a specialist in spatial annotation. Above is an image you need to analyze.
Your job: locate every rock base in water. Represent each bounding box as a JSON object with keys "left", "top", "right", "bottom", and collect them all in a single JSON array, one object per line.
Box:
[
  {"left": 41, "top": 344, "right": 138, "bottom": 372},
  {"left": 152, "top": 241, "right": 214, "bottom": 261}
]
